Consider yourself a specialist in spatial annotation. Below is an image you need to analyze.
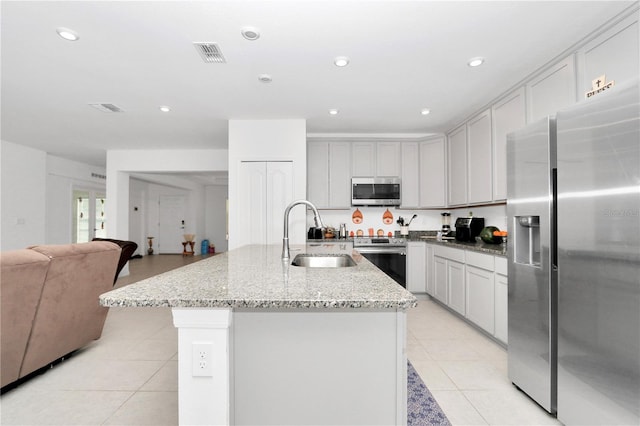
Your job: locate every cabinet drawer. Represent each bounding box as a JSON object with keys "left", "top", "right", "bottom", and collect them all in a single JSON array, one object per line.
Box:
[
  {"left": 433, "top": 245, "right": 465, "bottom": 263},
  {"left": 495, "top": 256, "right": 508, "bottom": 275},
  {"left": 466, "top": 251, "right": 494, "bottom": 271}
]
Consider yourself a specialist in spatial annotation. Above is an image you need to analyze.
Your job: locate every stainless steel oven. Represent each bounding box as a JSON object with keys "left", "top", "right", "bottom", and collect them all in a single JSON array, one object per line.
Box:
[{"left": 354, "top": 237, "right": 406, "bottom": 287}]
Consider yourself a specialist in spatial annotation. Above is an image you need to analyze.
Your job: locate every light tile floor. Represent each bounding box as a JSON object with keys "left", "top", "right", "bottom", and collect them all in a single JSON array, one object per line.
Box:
[{"left": 1, "top": 254, "right": 562, "bottom": 425}]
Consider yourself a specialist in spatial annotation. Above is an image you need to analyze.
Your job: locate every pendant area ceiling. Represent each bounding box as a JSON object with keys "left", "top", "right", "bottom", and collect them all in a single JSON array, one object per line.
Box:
[{"left": 1, "top": 1, "right": 635, "bottom": 166}]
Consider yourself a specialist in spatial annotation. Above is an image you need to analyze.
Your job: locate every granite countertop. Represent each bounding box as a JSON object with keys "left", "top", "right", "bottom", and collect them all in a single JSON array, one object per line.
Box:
[{"left": 99, "top": 243, "right": 417, "bottom": 310}]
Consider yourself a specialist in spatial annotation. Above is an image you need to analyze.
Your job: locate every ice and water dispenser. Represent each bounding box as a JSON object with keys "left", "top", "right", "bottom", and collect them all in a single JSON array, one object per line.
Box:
[{"left": 514, "top": 215, "right": 541, "bottom": 266}]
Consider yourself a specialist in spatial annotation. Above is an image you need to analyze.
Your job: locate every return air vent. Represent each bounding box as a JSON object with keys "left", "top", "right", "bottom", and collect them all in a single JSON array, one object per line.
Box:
[
  {"left": 193, "top": 42, "right": 226, "bottom": 63},
  {"left": 89, "top": 103, "right": 124, "bottom": 113}
]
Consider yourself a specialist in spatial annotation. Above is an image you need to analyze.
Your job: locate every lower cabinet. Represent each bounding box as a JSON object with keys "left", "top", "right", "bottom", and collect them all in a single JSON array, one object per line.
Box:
[
  {"left": 430, "top": 244, "right": 508, "bottom": 345},
  {"left": 407, "top": 242, "right": 426, "bottom": 293}
]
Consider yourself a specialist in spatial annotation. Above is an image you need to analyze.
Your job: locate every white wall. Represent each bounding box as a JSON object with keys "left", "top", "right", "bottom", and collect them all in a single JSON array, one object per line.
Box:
[
  {"left": 106, "top": 148, "right": 228, "bottom": 247},
  {"left": 316, "top": 204, "right": 507, "bottom": 237},
  {"left": 1, "top": 141, "right": 47, "bottom": 250},
  {"left": 228, "top": 119, "right": 307, "bottom": 249}
]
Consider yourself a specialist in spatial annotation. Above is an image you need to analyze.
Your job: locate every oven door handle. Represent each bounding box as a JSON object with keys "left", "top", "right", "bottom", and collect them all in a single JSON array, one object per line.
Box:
[{"left": 355, "top": 247, "right": 407, "bottom": 255}]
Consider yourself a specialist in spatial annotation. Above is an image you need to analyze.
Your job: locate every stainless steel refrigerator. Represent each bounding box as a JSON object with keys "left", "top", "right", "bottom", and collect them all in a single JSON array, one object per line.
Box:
[{"left": 507, "top": 79, "right": 639, "bottom": 425}]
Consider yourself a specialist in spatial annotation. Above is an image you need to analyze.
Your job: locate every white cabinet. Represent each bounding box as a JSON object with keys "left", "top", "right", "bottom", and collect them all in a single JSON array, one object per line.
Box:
[
  {"left": 307, "top": 141, "right": 329, "bottom": 207},
  {"left": 527, "top": 55, "right": 576, "bottom": 122},
  {"left": 447, "top": 260, "right": 466, "bottom": 315},
  {"left": 307, "top": 141, "right": 351, "bottom": 208},
  {"left": 433, "top": 255, "right": 448, "bottom": 304},
  {"left": 238, "top": 161, "right": 293, "bottom": 246},
  {"left": 352, "top": 142, "right": 376, "bottom": 176},
  {"left": 579, "top": 13, "right": 639, "bottom": 95},
  {"left": 467, "top": 109, "right": 493, "bottom": 204},
  {"left": 376, "top": 142, "right": 401, "bottom": 177},
  {"left": 420, "top": 137, "right": 446, "bottom": 208},
  {"left": 407, "top": 242, "right": 426, "bottom": 294},
  {"left": 425, "top": 244, "right": 434, "bottom": 296},
  {"left": 494, "top": 256, "right": 508, "bottom": 344},
  {"left": 465, "top": 252, "right": 496, "bottom": 333},
  {"left": 492, "top": 88, "right": 526, "bottom": 201},
  {"left": 447, "top": 125, "right": 467, "bottom": 206},
  {"left": 401, "top": 142, "right": 420, "bottom": 208},
  {"left": 352, "top": 141, "right": 401, "bottom": 177},
  {"left": 433, "top": 246, "right": 466, "bottom": 314},
  {"left": 328, "top": 142, "right": 351, "bottom": 208}
]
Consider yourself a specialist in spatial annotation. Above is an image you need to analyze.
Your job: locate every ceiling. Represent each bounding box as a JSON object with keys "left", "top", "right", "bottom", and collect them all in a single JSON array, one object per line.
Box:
[{"left": 1, "top": 1, "right": 636, "bottom": 170}]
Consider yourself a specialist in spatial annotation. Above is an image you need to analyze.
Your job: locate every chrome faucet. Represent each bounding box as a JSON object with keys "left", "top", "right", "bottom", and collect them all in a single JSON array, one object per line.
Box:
[{"left": 282, "top": 200, "right": 325, "bottom": 260}]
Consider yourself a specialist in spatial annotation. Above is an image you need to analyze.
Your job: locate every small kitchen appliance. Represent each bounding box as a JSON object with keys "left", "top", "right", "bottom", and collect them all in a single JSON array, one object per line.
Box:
[
  {"left": 441, "top": 212, "right": 451, "bottom": 235},
  {"left": 454, "top": 217, "right": 485, "bottom": 242}
]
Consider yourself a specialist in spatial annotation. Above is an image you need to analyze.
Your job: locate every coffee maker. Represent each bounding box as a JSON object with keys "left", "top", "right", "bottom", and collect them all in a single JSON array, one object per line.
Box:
[{"left": 454, "top": 217, "right": 485, "bottom": 242}]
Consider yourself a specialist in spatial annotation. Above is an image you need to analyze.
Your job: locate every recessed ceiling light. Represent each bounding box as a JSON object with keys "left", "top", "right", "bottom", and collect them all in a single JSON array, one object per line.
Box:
[
  {"left": 329, "top": 109, "right": 339, "bottom": 115},
  {"left": 468, "top": 57, "right": 485, "bottom": 67},
  {"left": 159, "top": 106, "right": 171, "bottom": 112},
  {"left": 421, "top": 108, "right": 431, "bottom": 115},
  {"left": 241, "top": 27, "right": 260, "bottom": 41},
  {"left": 334, "top": 56, "right": 350, "bottom": 67},
  {"left": 56, "top": 27, "right": 79, "bottom": 41},
  {"left": 258, "top": 74, "right": 272, "bottom": 83}
]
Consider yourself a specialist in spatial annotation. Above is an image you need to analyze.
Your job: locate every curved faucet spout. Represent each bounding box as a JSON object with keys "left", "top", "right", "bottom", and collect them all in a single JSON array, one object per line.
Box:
[{"left": 282, "top": 200, "right": 325, "bottom": 260}]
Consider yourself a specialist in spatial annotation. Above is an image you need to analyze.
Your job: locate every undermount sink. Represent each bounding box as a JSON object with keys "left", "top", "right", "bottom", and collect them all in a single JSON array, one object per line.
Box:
[{"left": 291, "top": 253, "right": 356, "bottom": 268}]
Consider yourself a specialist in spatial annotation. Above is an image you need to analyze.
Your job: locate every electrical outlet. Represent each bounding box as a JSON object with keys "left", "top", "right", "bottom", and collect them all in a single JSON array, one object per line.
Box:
[{"left": 192, "top": 342, "right": 214, "bottom": 377}]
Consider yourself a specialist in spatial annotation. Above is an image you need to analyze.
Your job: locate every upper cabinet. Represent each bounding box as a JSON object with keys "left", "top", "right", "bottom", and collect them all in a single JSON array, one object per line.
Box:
[
  {"left": 352, "top": 141, "right": 401, "bottom": 177},
  {"left": 527, "top": 55, "right": 576, "bottom": 122},
  {"left": 447, "top": 125, "right": 468, "bottom": 206},
  {"left": 401, "top": 138, "right": 446, "bottom": 209},
  {"left": 467, "top": 109, "right": 493, "bottom": 204},
  {"left": 578, "top": 12, "right": 639, "bottom": 94},
  {"left": 307, "top": 141, "right": 351, "bottom": 209},
  {"left": 419, "top": 138, "right": 446, "bottom": 208},
  {"left": 492, "top": 88, "right": 526, "bottom": 201}
]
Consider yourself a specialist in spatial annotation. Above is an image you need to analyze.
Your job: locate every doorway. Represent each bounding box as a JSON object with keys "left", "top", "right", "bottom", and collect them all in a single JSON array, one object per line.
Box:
[{"left": 73, "top": 188, "right": 107, "bottom": 243}]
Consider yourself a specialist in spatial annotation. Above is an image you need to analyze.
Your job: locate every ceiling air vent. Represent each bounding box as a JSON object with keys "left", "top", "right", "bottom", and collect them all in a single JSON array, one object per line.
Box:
[
  {"left": 193, "top": 42, "right": 226, "bottom": 63},
  {"left": 89, "top": 103, "right": 124, "bottom": 113}
]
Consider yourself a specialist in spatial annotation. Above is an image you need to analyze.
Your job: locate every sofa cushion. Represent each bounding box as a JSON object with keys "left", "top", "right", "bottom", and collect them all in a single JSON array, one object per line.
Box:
[
  {"left": 19, "top": 241, "right": 121, "bottom": 378},
  {"left": 0, "top": 249, "right": 50, "bottom": 387}
]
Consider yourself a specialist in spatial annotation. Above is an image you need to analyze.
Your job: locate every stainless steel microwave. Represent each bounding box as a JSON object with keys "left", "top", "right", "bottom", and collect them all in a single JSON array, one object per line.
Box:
[{"left": 351, "top": 177, "right": 401, "bottom": 206}]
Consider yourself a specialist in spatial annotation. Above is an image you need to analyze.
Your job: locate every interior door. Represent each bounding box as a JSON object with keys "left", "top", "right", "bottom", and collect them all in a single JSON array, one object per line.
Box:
[
  {"left": 158, "top": 195, "right": 186, "bottom": 254},
  {"left": 266, "top": 161, "right": 293, "bottom": 244},
  {"left": 73, "top": 189, "right": 106, "bottom": 243}
]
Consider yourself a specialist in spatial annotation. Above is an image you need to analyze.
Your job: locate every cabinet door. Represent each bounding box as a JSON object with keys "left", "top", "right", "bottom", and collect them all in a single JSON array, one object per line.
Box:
[
  {"left": 447, "top": 260, "right": 466, "bottom": 315},
  {"left": 465, "top": 265, "right": 495, "bottom": 333},
  {"left": 579, "top": 15, "right": 639, "bottom": 95},
  {"left": 433, "top": 256, "right": 448, "bottom": 304},
  {"left": 447, "top": 125, "right": 467, "bottom": 206},
  {"left": 425, "top": 245, "right": 434, "bottom": 296},
  {"left": 307, "top": 141, "right": 329, "bottom": 208},
  {"left": 401, "top": 142, "right": 420, "bottom": 208},
  {"left": 352, "top": 142, "right": 376, "bottom": 176},
  {"left": 328, "top": 142, "right": 351, "bottom": 208},
  {"left": 266, "top": 162, "right": 294, "bottom": 244},
  {"left": 492, "top": 88, "right": 526, "bottom": 201},
  {"left": 407, "top": 242, "right": 426, "bottom": 294},
  {"left": 495, "top": 273, "right": 508, "bottom": 344},
  {"left": 420, "top": 138, "right": 446, "bottom": 207},
  {"left": 376, "top": 141, "right": 401, "bottom": 177},
  {"left": 467, "top": 109, "right": 493, "bottom": 204},
  {"left": 527, "top": 55, "right": 576, "bottom": 122}
]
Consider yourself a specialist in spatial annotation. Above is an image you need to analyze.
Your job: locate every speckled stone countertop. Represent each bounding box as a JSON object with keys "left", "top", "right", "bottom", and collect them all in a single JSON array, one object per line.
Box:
[
  {"left": 405, "top": 231, "right": 507, "bottom": 257},
  {"left": 99, "top": 243, "right": 417, "bottom": 310}
]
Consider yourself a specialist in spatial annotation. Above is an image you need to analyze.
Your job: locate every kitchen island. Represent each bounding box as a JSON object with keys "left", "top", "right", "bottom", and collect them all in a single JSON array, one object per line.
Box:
[{"left": 100, "top": 243, "right": 417, "bottom": 425}]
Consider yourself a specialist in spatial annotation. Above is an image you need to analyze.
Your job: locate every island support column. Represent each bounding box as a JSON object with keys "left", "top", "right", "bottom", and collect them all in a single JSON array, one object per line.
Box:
[{"left": 172, "top": 308, "right": 232, "bottom": 426}]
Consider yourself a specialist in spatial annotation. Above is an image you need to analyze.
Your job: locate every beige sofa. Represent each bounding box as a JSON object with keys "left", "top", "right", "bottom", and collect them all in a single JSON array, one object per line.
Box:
[{"left": 1, "top": 241, "right": 121, "bottom": 388}]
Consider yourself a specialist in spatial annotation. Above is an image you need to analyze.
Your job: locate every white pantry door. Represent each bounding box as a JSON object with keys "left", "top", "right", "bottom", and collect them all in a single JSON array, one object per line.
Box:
[
  {"left": 237, "top": 161, "right": 293, "bottom": 247},
  {"left": 158, "top": 195, "right": 186, "bottom": 254}
]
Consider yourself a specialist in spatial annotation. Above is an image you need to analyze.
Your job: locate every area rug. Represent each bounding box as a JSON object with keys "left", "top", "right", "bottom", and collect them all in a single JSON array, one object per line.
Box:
[{"left": 408, "top": 361, "right": 451, "bottom": 426}]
